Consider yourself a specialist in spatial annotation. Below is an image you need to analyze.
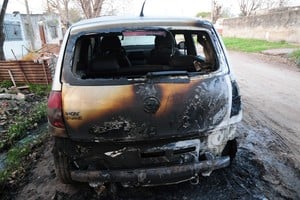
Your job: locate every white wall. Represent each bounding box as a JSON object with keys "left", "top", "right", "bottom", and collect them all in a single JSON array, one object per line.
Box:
[
  {"left": 23, "top": 14, "right": 64, "bottom": 50},
  {"left": 4, "top": 40, "right": 31, "bottom": 60},
  {"left": 3, "top": 14, "right": 31, "bottom": 60},
  {"left": 3, "top": 13, "right": 64, "bottom": 60},
  {"left": 222, "top": 7, "right": 300, "bottom": 43}
]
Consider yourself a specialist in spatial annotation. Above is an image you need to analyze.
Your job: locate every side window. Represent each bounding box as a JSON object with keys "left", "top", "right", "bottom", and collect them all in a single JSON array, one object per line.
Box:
[
  {"left": 173, "top": 32, "right": 216, "bottom": 68},
  {"left": 72, "top": 37, "right": 94, "bottom": 78},
  {"left": 175, "top": 34, "right": 185, "bottom": 44},
  {"left": 4, "top": 22, "right": 23, "bottom": 41},
  {"left": 192, "top": 34, "right": 206, "bottom": 60},
  {"left": 196, "top": 33, "right": 215, "bottom": 65},
  {"left": 174, "top": 34, "right": 187, "bottom": 55},
  {"left": 173, "top": 32, "right": 214, "bottom": 63},
  {"left": 49, "top": 25, "right": 58, "bottom": 39}
]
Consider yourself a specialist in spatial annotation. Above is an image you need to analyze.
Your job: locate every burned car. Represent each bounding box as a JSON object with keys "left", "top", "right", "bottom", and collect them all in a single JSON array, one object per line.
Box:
[{"left": 48, "top": 16, "right": 242, "bottom": 187}]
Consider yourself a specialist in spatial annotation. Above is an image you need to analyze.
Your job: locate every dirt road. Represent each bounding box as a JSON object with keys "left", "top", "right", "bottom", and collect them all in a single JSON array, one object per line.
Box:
[
  {"left": 230, "top": 51, "right": 300, "bottom": 164},
  {"left": 12, "top": 51, "right": 300, "bottom": 200}
]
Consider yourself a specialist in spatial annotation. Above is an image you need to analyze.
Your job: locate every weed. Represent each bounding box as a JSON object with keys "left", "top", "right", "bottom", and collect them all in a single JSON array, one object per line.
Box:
[
  {"left": 0, "top": 102, "right": 47, "bottom": 152},
  {"left": 28, "top": 84, "right": 51, "bottom": 96},
  {"left": 289, "top": 49, "right": 300, "bottom": 67},
  {"left": 0, "top": 131, "right": 47, "bottom": 184},
  {"left": 0, "top": 80, "right": 13, "bottom": 88},
  {"left": 279, "top": 40, "right": 286, "bottom": 44}
]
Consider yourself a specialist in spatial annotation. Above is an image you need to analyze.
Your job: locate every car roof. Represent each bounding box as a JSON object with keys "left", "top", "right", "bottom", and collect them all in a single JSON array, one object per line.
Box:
[{"left": 70, "top": 16, "right": 213, "bottom": 35}]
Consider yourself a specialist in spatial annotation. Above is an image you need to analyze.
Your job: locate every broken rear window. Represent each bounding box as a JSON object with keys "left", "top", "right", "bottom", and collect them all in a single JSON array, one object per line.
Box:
[{"left": 69, "top": 29, "right": 218, "bottom": 80}]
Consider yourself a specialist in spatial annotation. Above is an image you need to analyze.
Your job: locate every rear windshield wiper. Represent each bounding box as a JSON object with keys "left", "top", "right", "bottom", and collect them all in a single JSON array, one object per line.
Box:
[
  {"left": 145, "top": 71, "right": 190, "bottom": 83},
  {"left": 146, "top": 70, "right": 188, "bottom": 78}
]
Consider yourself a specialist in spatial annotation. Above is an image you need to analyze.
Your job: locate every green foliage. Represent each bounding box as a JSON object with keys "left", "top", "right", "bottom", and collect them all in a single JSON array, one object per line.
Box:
[
  {"left": 0, "top": 102, "right": 47, "bottom": 151},
  {"left": 6, "top": 146, "right": 31, "bottom": 166},
  {"left": 0, "top": 80, "right": 13, "bottom": 88},
  {"left": 222, "top": 37, "right": 295, "bottom": 52},
  {"left": 28, "top": 84, "right": 51, "bottom": 96},
  {"left": 196, "top": 12, "right": 211, "bottom": 18},
  {"left": 69, "top": 8, "right": 83, "bottom": 23},
  {"left": 289, "top": 49, "right": 300, "bottom": 67},
  {"left": 0, "top": 131, "right": 47, "bottom": 183}
]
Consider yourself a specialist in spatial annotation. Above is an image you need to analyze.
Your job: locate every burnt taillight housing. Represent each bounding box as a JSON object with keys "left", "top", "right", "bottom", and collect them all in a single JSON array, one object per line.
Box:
[
  {"left": 48, "top": 91, "right": 65, "bottom": 128},
  {"left": 230, "top": 81, "right": 241, "bottom": 117}
]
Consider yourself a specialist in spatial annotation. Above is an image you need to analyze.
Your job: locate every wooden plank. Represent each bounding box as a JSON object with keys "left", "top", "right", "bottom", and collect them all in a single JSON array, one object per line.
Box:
[
  {"left": 0, "top": 73, "right": 52, "bottom": 77},
  {"left": 0, "top": 66, "right": 44, "bottom": 69},
  {"left": 0, "top": 72, "right": 50, "bottom": 76},
  {"left": 0, "top": 66, "right": 49, "bottom": 69},
  {"left": 0, "top": 75, "right": 52, "bottom": 80},
  {"left": 8, "top": 70, "right": 17, "bottom": 87}
]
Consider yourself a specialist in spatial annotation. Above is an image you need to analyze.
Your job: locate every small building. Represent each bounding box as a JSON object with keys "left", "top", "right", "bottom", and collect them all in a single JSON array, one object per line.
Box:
[{"left": 3, "top": 13, "right": 63, "bottom": 60}]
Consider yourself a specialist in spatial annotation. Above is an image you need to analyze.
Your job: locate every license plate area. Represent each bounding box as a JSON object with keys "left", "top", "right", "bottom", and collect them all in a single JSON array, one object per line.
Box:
[{"left": 140, "top": 139, "right": 200, "bottom": 165}]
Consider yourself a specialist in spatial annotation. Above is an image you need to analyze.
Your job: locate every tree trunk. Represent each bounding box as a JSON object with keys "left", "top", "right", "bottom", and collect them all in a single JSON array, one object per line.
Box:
[
  {"left": 78, "top": 0, "right": 105, "bottom": 19},
  {"left": 0, "top": 0, "right": 9, "bottom": 60}
]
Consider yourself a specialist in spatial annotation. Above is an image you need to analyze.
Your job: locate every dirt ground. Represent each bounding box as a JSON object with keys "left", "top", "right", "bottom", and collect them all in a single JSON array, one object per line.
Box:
[{"left": 5, "top": 51, "right": 300, "bottom": 199}]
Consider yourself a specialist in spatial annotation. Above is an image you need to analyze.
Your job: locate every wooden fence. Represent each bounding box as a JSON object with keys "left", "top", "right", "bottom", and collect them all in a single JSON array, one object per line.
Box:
[{"left": 0, "top": 60, "right": 53, "bottom": 85}]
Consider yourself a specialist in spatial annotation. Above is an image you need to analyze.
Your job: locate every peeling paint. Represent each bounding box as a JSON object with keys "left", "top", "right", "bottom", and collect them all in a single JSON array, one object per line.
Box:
[
  {"left": 104, "top": 147, "right": 127, "bottom": 158},
  {"left": 89, "top": 116, "right": 156, "bottom": 138}
]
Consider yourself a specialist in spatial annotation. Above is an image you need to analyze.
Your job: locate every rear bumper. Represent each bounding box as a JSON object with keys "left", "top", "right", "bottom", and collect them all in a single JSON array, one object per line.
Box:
[{"left": 70, "top": 156, "right": 230, "bottom": 186}]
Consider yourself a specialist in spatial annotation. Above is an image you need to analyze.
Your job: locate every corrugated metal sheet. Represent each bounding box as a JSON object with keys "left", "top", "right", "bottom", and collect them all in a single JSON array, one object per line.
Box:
[{"left": 0, "top": 60, "right": 52, "bottom": 85}]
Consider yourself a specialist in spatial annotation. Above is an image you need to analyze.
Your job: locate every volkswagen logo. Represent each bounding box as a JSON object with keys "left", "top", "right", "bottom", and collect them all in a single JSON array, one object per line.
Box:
[{"left": 144, "top": 96, "right": 160, "bottom": 114}]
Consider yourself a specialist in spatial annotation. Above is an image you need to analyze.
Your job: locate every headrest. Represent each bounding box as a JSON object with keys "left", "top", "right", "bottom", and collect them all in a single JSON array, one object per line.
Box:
[
  {"left": 154, "top": 33, "right": 174, "bottom": 49},
  {"left": 101, "top": 36, "right": 121, "bottom": 51}
]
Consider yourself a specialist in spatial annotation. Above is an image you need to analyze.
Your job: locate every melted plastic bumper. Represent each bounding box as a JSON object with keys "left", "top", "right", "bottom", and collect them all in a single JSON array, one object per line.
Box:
[{"left": 70, "top": 155, "right": 230, "bottom": 186}]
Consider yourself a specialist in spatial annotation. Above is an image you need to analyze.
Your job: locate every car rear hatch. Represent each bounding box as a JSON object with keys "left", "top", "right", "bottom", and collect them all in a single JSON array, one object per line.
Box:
[
  {"left": 62, "top": 73, "right": 231, "bottom": 141},
  {"left": 61, "top": 27, "right": 231, "bottom": 142}
]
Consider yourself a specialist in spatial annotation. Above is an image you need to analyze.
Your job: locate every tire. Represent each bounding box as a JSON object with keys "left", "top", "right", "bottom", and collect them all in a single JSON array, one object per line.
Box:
[
  {"left": 53, "top": 149, "right": 73, "bottom": 184},
  {"left": 222, "top": 139, "right": 237, "bottom": 161}
]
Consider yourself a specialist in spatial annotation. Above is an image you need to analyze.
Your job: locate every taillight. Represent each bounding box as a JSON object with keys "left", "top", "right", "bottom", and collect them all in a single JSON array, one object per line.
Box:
[
  {"left": 230, "top": 81, "right": 241, "bottom": 117},
  {"left": 48, "top": 91, "right": 65, "bottom": 128}
]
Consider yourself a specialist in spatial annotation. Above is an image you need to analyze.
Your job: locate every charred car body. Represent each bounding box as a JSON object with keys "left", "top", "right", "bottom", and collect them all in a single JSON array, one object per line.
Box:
[{"left": 48, "top": 16, "right": 242, "bottom": 187}]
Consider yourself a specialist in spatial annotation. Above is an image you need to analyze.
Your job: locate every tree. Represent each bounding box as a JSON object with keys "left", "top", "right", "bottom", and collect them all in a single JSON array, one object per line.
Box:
[
  {"left": 211, "top": 0, "right": 222, "bottom": 24},
  {"left": 237, "top": 0, "right": 263, "bottom": 16},
  {"left": 0, "top": 0, "right": 9, "bottom": 60},
  {"left": 47, "top": 0, "right": 72, "bottom": 28},
  {"left": 76, "top": 0, "right": 106, "bottom": 19},
  {"left": 75, "top": 0, "right": 127, "bottom": 18},
  {"left": 278, "top": 0, "right": 289, "bottom": 7},
  {"left": 237, "top": 0, "right": 289, "bottom": 16},
  {"left": 68, "top": 8, "right": 82, "bottom": 23},
  {"left": 264, "top": 0, "right": 289, "bottom": 9},
  {"left": 196, "top": 12, "right": 211, "bottom": 19}
]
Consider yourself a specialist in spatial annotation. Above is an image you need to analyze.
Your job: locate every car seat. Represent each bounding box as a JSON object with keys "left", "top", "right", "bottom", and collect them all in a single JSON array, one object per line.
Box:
[
  {"left": 148, "top": 33, "right": 180, "bottom": 65},
  {"left": 100, "top": 35, "right": 131, "bottom": 68}
]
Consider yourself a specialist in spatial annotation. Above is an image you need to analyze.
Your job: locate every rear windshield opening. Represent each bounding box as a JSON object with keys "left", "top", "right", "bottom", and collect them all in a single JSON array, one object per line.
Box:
[{"left": 71, "top": 29, "right": 218, "bottom": 79}]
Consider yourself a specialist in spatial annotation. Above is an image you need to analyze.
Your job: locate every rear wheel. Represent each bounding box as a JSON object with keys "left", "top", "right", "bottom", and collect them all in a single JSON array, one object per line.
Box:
[{"left": 53, "top": 149, "right": 73, "bottom": 184}]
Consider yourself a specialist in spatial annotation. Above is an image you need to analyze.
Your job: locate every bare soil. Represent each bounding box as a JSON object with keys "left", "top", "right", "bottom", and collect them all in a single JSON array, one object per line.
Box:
[{"left": 3, "top": 51, "right": 300, "bottom": 199}]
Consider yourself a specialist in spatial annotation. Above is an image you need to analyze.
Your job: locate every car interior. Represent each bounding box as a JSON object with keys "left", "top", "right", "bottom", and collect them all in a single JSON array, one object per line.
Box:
[{"left": 72, "top": 29, "right": 218, "bottom": 79}]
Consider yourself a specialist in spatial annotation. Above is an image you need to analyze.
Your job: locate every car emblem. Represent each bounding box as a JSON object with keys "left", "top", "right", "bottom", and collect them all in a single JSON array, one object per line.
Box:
[{"left": 144, "top": 96, "right": 160, "bottom": 114}]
